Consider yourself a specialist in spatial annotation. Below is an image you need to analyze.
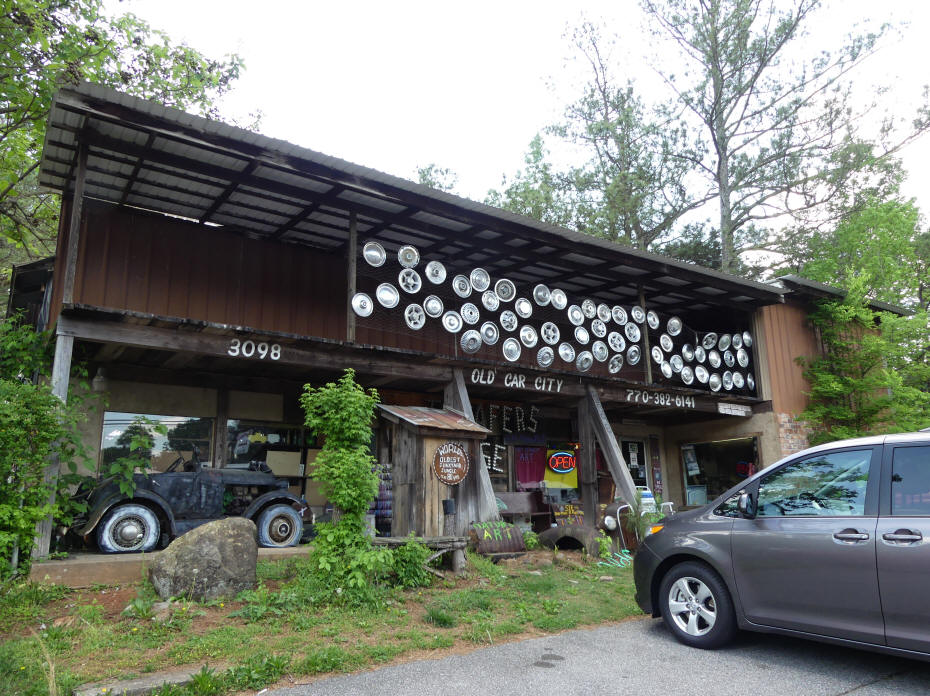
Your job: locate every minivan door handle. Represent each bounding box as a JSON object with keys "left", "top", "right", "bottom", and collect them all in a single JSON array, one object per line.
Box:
[
  {"left": 882, "top": 529, "right": 923, "bottom": 543},
  {"left": 833, "top": 529, "right": 870, "bottom": 543}
]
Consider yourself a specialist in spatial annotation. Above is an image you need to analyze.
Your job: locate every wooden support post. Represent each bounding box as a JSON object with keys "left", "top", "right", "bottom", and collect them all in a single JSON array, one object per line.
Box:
[
  {"left": 577, "top": 397, "right": 598, "bottom": 522},
  {"left": 443, "top": 369, "right": 499, "bottom": 532},
  {"left": 346, "top": 211, "right": 357, "bottom": 342},
  {"left": 213, "top": 388, "right": 229, "bottom": 469},
  {"left": 585, "top": 385, "right": 637, "bottom": 505},
  {"left": 638, "top": 286, "right": 653, "bottom": 384},
  {"left": 33, "top": 333, "right": 74, "bottom": 558},
  {"left": 62, "top": 144, "right": 88, "bottom": 306}
]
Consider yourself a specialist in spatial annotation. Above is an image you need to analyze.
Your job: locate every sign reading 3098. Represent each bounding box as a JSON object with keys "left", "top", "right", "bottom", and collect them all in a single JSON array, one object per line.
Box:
[{"left": 227, "top": 338, "right": 281, "bottom": 360}]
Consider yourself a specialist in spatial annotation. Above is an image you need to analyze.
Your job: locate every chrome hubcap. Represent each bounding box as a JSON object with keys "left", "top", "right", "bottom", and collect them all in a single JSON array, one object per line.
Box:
[
  {"left": 668, "top": 576, "right": 717, "bottom": 636},
  {"left": 269, "top": 516, "right": 293, "bottom": 544},
  {"left": 113, "top": 516, "right": 145, "bottom": 549}
]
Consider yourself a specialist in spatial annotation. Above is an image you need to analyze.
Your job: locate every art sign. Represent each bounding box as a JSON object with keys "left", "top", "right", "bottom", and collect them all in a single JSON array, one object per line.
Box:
[{"left": 432, "top": 442, "right": 470, "bottom": 485}]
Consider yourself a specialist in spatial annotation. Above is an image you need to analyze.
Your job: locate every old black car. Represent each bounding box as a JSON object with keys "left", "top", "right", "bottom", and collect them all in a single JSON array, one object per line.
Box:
[{"left": 74, "top": 456, "right": 305, "bottom": 553}]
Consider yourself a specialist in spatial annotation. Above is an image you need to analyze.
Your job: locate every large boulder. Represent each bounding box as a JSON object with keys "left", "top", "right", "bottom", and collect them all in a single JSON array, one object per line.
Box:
[{"left": 148, "top": 517, "right": 258, "bottom": 601}]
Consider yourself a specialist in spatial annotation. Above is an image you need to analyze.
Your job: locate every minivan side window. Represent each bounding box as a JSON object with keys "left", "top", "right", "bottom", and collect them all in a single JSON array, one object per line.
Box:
[
  {"left": 891, "top": 446, "right": 930, "bottom": 516},
  {"left": 757, "top": 449, "right": 872, "bottom": 517}
]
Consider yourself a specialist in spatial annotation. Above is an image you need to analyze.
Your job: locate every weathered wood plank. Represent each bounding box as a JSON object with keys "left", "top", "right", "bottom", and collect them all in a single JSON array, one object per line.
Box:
[{"left": 586, "top": 385, "right": 637, "bottom": 505}]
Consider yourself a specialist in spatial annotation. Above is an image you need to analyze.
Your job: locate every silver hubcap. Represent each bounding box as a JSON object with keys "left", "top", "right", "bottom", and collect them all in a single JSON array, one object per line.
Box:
[
  {"left": 113, "top": 516, "right": 145, "bottom": 549},
  {"left": 269, "top": 516, "right": 293, "bottom": 544},
  {"left": 668, "top": 576, "right": 717, "bottom": 636}
]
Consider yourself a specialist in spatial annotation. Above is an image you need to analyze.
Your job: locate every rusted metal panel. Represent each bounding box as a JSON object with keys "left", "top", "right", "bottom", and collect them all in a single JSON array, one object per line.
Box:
[
  {"left": 378, "top": 405, "right": 490, "bottom": 436},
  {"left": 468, "top": 520, "right": 526, "bottom": 554}
]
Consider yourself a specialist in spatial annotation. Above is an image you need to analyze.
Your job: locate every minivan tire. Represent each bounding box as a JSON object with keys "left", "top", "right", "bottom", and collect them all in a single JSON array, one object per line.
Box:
[{"left": 659, "top": 561, "right": 737, "bottom": 649}]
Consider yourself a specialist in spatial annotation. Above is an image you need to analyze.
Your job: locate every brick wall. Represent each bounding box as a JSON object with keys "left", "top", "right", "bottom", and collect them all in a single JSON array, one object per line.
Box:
[{"left": 776, "top": 412, "right": 812, "bottom": 457}]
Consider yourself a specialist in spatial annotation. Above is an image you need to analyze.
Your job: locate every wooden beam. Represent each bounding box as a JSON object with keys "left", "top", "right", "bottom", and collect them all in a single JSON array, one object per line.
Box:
[
  {"left": 347, "top": 212, "right": 357, "bottom": 342},
  {"left": 34, "top": 333, "right": 75, "bottom": 559},
  {"left": 57, "top": 315, "right": 454, "bottom": 383},
  {"left": 577, "top": 396, "right": 598, "bottom": 522},
  {"left": 442, "top": 368, "right": 499, "bottom": 530},
  {"left": 62, "top": 144, "right": 87, "bottom": 305},
  {"left": 586, "top": 385, "right": 637, "bottom": 505}
]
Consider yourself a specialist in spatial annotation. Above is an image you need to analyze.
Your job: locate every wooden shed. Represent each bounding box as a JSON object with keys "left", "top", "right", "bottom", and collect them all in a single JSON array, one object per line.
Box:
[{"left": 377, "top": 405, "right": 491, "bottom": 537}]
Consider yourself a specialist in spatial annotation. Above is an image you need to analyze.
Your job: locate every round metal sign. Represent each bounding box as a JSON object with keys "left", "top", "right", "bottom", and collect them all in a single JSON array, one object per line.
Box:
[{"left": 433, "top": 442, "right": 470, "bottom": 486}]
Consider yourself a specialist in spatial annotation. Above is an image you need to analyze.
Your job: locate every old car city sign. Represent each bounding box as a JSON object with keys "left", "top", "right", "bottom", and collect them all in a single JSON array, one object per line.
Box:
[
  {"left": 433, "top": 442, "right": 470, "bottom": 486},
  {"left": 470, "top": 368, "right": 563, "bottom": 393}
]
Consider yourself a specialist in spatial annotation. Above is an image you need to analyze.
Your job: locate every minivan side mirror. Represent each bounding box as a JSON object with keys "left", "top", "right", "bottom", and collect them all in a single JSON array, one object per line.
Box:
[{"left": 738, "top": 491, "right": 757, "bottom": 518}]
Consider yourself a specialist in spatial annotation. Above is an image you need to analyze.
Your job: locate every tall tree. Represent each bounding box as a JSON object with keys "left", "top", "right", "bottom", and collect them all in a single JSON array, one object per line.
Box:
[
  {"left": 641, "top": 0, "right": 929, "bottom": 273},
  {"left": 485, "top": 134, "right": 577, "bottom": 229},
  {"left": 1, "top": 0, "right": 244, "bottom": 291},
  {"left": 550, "top": 22, "right": 706, "bottom": 250}
]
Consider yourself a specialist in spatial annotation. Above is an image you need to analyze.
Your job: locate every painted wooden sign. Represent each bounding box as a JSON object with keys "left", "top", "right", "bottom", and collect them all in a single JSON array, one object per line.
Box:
[{"left": 432, "top": 442, "right": 470, "bottom": 486}]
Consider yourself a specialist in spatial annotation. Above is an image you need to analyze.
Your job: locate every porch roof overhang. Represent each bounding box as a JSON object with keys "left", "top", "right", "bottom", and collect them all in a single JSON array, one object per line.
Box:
[{"left": 40, "top": 83, "right": 785, "bottom": 315}]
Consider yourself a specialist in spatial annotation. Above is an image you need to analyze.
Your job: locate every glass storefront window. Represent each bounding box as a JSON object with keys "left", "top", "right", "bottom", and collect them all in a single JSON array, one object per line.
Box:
[
  {"left": 226, "top": 420, "right": 304, "bottom": 471},
  {"left": 682, "top": 437, "right": 759, "bottom": 504},
  {"left": 99, "top": 412, "right": 214, "bottom": 472}
]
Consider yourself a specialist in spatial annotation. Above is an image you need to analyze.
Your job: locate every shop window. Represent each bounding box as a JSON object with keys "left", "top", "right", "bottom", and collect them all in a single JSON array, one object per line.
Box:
[
  {"left": 226, "top": 420, "right": 305, "bottom": 472},
  {"left": 682, "top": 437, "right": 759, "bottom": 504},
  {"left": 99, "top": 412, "right": 214, "bottom": 472}
]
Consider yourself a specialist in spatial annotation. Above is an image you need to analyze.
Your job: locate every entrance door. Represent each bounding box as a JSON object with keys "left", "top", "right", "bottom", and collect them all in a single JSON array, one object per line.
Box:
[
  {"left": 731, "top": 446, "right": 884, "bottom": 644},
  {"left": 877, "top": 443, "right": 930, "bottom": 653}
]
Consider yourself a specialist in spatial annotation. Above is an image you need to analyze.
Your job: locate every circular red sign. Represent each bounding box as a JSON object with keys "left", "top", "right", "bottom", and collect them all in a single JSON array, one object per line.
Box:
[{"left": 548, "top": 450, "right": 576, "bottom": 474}]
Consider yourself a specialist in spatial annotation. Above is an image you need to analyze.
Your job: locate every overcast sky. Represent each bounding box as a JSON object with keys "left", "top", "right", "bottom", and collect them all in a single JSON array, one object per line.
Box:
[{"left": 110, "top": 0, "right": 930, "bottom": 221}]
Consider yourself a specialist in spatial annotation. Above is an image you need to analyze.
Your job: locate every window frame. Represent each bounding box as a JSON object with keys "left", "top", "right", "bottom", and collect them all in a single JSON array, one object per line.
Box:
[{"left": 880, "top": 443, "right": 930, "bottom": 518}]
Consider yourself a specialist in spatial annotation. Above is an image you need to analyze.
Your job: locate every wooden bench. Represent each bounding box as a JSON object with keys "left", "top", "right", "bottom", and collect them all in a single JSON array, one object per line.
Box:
[{"left": 372, "top": 535, "right": 468, "bottom": 575}]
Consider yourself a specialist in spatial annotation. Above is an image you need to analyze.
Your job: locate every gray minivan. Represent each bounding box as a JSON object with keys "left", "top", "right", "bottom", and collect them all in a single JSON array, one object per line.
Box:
[{"left": 633, "top": 432, "right": 930, "bottom": 661}]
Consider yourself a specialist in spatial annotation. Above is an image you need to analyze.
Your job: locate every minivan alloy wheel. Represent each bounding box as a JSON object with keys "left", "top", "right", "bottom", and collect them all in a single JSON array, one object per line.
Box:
[{"left": 667, "top": 576, "right": 716, "bottom": 636}]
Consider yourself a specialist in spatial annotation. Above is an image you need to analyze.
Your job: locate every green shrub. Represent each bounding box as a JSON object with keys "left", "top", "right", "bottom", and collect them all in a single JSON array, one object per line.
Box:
[
  {"left": 522, "top": 529, "right": 540, "bottom": 550},
  {"left": 390, "top": 536, "right": 432, "bottom": 588}
]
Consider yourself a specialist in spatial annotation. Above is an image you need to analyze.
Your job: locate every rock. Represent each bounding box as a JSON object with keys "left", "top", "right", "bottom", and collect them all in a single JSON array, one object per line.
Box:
[
  {"left": 147, "top": 517, "right": 257, "bottom": 601},
  {"left": 598, "top": 575, "right": 614, "bottom": 582}
]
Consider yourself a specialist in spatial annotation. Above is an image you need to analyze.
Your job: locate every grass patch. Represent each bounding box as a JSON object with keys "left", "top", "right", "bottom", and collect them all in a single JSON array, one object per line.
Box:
[{"left": 0, "top": 550, "right": 640, "bottom": 696}]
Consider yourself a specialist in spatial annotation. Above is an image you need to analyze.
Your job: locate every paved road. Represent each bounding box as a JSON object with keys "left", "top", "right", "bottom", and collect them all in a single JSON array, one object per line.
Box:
[{"left": 267, "top": 618, "right": 930, "bottom": 696}]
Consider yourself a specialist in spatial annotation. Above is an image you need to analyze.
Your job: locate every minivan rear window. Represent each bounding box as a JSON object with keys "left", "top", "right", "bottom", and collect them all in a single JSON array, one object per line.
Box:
[{"left": 891, "top": 446, "right": 930, "bottom": 516}]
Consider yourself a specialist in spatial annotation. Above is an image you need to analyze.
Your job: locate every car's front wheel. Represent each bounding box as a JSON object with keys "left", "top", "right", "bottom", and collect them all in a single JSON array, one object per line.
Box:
[
  {"left": 97, "top": 504, "right": 160, "bottom": 553},
  {"left": 256, "top": 504, "right": 302, "bottom": 547},
  {"left": 658, "top": 561, "right": 737, "bottom": 649}
]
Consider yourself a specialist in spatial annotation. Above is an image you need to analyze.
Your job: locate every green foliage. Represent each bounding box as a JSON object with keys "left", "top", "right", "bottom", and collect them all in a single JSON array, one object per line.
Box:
[
  {"left": 595, "top": 530, "right": 611, "bottom": 559},
  {"left": 522, "top": 529, "right": 540, "bottom": 550},
  {"left": 424, "top": 605, "right": 457, "bottom": 628},
  {"left": 389, "top": 536, "right": 432, "bottom": 589},
  {"left": 623, "top": 489, "right": 663, "bottom": 543},
  {"left": 0, "top": 378, "right": 69, "bottom": 576},
  {"left": 300, "top": 370, "right": 389, "bottom": 604},
  {"left": 799, "top": 277, "right": 930, "bottom": 442},
  {"left": 0, "top": 0, "right": 244, "bottom": 291}
]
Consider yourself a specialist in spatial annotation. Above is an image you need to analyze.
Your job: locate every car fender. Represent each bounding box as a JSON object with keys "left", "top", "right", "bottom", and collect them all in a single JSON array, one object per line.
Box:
[
  {"left": 76, "top": 489, "right": 176, "bottom": 537},
  {"left": 242, "top": 490, "right": 303, "bottom": 520}
]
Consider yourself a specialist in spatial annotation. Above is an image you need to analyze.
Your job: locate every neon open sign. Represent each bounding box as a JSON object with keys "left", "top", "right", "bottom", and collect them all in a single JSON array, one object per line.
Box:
[{"left": 548, "top": 451, "right": 576, "bottom": 474}]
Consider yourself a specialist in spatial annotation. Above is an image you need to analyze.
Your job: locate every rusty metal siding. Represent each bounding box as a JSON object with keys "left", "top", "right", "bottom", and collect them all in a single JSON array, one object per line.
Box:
[
  {"left": 761, "top": 303, "right": 822, "bottom": 416},
  {"left": 72, "top": 203, "right": 348, "bottom": 339}
]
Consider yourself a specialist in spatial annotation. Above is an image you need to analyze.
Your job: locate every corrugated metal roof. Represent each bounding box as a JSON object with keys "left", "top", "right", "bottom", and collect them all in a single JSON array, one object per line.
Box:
[
  {"left": 378, "top": 405, "right": 491, "bottom": 434},
  {"left": 38, "top": 82, "right": 787, "bottom": 315},
  {"left": 775, "top": 275, "right": 911, "bottom": 316}
]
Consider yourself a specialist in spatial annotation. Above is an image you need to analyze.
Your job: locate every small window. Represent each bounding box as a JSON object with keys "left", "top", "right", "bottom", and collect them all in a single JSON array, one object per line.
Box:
[
  {"left": 757, "top": 449, "right": 872, "bottom": 517},
  {"left": 891, "top": 446, "right": 930, "bottom": 516}
]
